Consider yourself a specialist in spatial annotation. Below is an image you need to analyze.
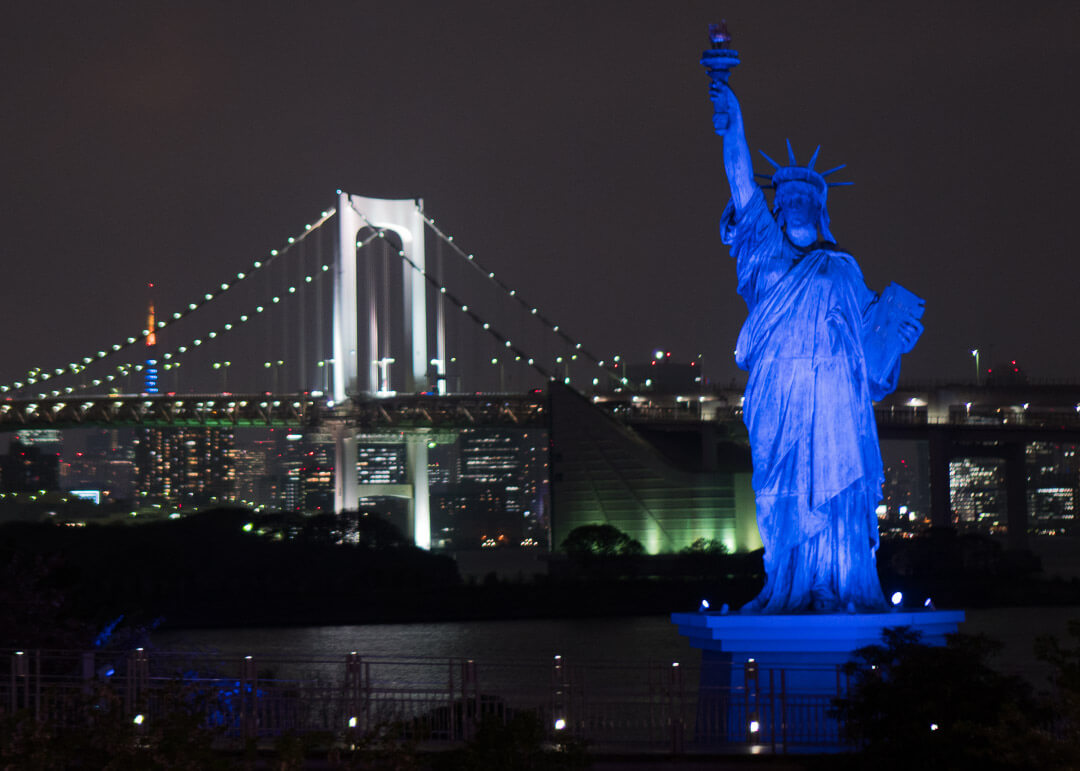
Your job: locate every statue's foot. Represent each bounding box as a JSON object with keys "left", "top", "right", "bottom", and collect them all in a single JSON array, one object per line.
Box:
[{"left": 810, "top": 590, "right": 840, "bottom": 612}]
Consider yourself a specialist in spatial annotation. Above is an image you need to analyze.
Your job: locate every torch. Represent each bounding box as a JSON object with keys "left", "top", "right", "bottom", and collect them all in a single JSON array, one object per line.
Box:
[{"left": 701, "top": 21, "right": 740, "bottom": 131}]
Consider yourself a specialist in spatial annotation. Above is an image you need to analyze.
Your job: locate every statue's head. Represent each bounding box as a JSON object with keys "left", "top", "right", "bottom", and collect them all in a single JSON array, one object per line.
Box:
[{"left": 758, "top": 141, "right": 850, "bottom": 246}]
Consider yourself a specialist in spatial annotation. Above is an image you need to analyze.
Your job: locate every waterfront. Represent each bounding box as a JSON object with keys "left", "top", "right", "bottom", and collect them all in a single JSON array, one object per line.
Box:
[{"left": 154, "top": 606, "right": 1080, "bottom": 687}]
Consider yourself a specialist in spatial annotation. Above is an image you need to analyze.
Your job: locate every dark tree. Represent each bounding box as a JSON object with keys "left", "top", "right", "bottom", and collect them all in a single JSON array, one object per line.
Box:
[
  {"left": 834, "top": 627, "right": 1060, "bottom": 770},
  {"left": 560, "top": 524, "right": 643, "bottom": 557}
]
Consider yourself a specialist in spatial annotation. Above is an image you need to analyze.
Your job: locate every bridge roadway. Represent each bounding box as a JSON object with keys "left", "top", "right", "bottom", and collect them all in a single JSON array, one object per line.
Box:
[
  {"left": 5, "top": 387, "right": 1079, "bottom": 550},
  {"left": 0, "top": 392, "right": 548, "bottom": 432}
]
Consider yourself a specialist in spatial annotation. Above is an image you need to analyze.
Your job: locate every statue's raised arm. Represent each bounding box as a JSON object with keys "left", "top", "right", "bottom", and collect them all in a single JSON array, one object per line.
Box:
[
  {"left": 710, "top": 81, "right": 756, "bottom": 211},
  {"left": 701, "top": 26, "right": 755, "bottom": 210}
]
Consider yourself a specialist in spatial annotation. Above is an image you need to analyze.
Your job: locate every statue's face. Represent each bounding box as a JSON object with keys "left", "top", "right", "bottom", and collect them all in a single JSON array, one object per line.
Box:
[{"left": 777, "top": 184, "right": 821, "bottom": 247}]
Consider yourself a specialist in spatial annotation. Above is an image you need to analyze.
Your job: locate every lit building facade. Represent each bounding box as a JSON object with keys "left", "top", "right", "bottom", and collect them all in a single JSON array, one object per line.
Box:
[{"left": 133, "top": 427, "right": 235, "bottom": 508}]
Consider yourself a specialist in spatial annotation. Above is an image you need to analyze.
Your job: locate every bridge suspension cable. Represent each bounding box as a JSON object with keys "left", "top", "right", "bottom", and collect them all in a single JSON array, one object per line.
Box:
[
  {"left": 417, "top": 209, "right": 631, "bottom": 391},
  {"left": 54, "top": 227, "right": 395, "bottom": 397},
  {"left": 348, "top": 203, "right": 558, "bottom": 384},
  {"left": 1, "top": 208, "right": 336, "bottom": 398}
]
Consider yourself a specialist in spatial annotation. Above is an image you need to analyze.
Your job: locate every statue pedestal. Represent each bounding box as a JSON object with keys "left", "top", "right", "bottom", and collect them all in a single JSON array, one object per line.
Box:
[{"left": 671, "top": 609, "right": 965, "bottom": 752}]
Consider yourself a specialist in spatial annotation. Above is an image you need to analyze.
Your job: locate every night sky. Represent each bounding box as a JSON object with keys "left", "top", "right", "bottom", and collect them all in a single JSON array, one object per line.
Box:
[{"left": 2, "top": 2, "right": 1078, "bottom": 392}]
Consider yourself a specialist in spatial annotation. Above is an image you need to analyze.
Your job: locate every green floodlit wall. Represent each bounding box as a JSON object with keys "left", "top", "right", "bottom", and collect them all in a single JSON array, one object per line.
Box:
[{"left": 548, "top": 385, "right": 761, "bottom": 555}]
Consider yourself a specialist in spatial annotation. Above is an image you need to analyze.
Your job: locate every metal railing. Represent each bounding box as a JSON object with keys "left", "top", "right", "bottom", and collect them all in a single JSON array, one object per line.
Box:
[{"left": 1, "top": 648, "right": 848, "bottom": 755}]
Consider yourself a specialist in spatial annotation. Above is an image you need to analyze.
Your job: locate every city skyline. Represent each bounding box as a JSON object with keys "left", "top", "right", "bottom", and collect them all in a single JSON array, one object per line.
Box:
[{"left": 1, "top": 3, "right": 1078, "bottom": 392}]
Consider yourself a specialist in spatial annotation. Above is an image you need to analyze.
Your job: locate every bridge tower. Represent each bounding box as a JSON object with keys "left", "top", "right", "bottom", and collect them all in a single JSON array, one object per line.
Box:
[{"left": 332, "top": 193, "right": 442, "bottom": 549}]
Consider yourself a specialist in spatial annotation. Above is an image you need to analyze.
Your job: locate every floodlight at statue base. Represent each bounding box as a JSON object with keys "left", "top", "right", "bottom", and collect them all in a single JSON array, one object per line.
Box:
[{"left": 671, "top": 609, "right": 965, "bottom": 751}]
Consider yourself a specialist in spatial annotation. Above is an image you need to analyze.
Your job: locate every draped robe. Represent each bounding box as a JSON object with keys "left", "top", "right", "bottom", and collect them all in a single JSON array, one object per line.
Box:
[{"left": 722, "top": 188, "right": 898, "bottom": 612}]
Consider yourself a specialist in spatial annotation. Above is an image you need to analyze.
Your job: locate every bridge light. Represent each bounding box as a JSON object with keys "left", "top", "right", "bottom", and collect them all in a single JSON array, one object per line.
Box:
[
  {"left": 224, "top": 324, "right": 232, "bottom": 331},
  {"left": 208, "top": 332, "right": 217, "bottom": 339},
  {"left": 204, "top": 293, "right": 213, "bottom": 301},
  {"left": 483, "top": 323, "right": 490, "bottom": 330},
  {"left": 505, "top": 341, "right": 512, "bottom": 347},
  {"left": 157, "top": 321, "right": 165, "bottom": 328},
  {"left": 891, "top": 591, "right": 903, "bottom": 606},
  {"left": 553, "top": 325, "right": 559, "bottom": 331},
  {"left": 322, "top": 264, "right": 329, "bottom": 271},
  {"left": 272, "top": 297, "right": 280, "bottom": 303},
  {"left": 240, "top": 315, "right": 249, "bottom": 322},
  {"left": 173, "top": 312, "right": 182, "bottom": 319},
  {"left": 288, "top": 286, "right": 296, "bottom": 293},
  {"left": 189, "top": 303, "right": 198, "bottom": 310},
  {"left": 305, "top": 276, "right": 312, "bottom": 283},
  {"left": 256, "top": 306, "right": 264, "bottom": 313},
  {"left": 237, "top": 272, "right": 245, "bottom": 279},
  {"left": 254, "top": 261, "right": 263, "bottom": 269}
]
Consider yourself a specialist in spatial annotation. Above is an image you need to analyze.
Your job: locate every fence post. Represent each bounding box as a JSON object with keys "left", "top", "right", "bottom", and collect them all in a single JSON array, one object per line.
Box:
[
  {"left": 447, "top": 659, "right": 456, "bottom": 740},
  {"left": 670, "top": 661, "right": 684, "bottom": 754},
  {"left": 11, "top": 651, "right": 29, "bottom": 714},
  {"left": 781, "top": 668, "right": 788, "bottom": 751},
  {"left": 241, "top": 655, "right": 257, "bottom": 740},
  {"left": 81, "top": 651, "right": 95, "bottom": 695},
  {"left": 462, "top": 659, "right": 478, "bottom": 741},
  {"left": 769, "top": 667, "right": 776, "bottom": 754},
  {"left": 125, "top": 647, "right": 149, "bottom": 717},
  {"left": 345, "top": 652, "right": 362, "bottom": 734},
  {"left": 745, "top": 658, "right": 759, "bottom": 745},
  {"left": 551, "top": 654, "right": 567, "bottom": 739}
]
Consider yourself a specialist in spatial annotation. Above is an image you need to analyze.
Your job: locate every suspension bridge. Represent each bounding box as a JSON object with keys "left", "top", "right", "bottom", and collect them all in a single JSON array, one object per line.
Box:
[
  {"left": 6, "top": 193, "right": 1080, "bottom": 553},
  {"left": 0, "top": 193, "right": 625, "bottom": 549}
]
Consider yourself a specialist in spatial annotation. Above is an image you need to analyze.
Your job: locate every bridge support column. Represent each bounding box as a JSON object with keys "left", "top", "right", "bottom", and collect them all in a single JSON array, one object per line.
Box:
[
  {"left": 1004, "top": 441, "right": 1029, "bottom": 551},
  {"left": 406, "top": 434, "right": 431, "bottom": 550},
  {"left": 928, "top": 428, "right": 952, "bottom": 529},
  {"left": 334, "top": 427, "right": 359, "bottom": 513}
]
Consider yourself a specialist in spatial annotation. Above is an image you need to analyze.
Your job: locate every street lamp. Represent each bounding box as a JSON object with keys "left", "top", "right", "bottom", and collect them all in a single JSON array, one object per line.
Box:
[
  {"left": 374, "top": 357, "right": 395, "bottom": 396},
  {"left": 212, "top": 360, "right": 231, "bottom": 392},
  {"left": 971, "top": 349, "right": 980, "bottom": 386},
  {"left": 264, "top": 359, "right": 284, "bottom": 393}
]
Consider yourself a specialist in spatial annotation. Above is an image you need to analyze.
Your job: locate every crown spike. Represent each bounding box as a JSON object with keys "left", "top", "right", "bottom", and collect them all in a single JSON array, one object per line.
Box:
[
  {"left": 807, "top": 145, "right": 821, "bottom": 170},
  {"left": 786, "top": 139, "right": 796, "bottom": 165},
  {"left": 758, "top": 150, "right": 781, "bottom": 170},
  {"left": 821, "top": 164, "right": 846, "bottom": 177}
]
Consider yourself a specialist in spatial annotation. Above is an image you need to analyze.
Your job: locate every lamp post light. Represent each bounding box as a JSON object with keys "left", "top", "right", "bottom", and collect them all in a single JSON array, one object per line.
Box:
[
  {"left": 213, "top": 361, "right": 232, "bottom": 392},
  {"left": 971, "top": 349, "right": 980, "bottom": 386},
  {"left": 316, "top": 358, "right": 334, "bottom": 392},
  {"left": 264, "top": 360, "right": 284, "bottom": 393},
  {"left": 374, "top": 357, "right": 396, "bottom": 396}
]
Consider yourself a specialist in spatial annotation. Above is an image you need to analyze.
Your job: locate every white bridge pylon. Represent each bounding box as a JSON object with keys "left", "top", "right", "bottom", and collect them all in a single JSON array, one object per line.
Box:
[{"left": 332, "top": 192, "right": 443, "bottom": 549}]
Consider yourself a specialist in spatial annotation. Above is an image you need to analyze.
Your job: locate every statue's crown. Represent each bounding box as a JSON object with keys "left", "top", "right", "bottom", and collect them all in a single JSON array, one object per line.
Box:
[{"left": 756, "top": 140, "right": 852, "bottom": 203}]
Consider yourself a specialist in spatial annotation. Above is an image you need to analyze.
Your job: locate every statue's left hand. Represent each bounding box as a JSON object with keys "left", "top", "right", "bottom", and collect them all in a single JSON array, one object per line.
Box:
[{"left": 898, "top": 319, "right": 923, "bottom": 354}]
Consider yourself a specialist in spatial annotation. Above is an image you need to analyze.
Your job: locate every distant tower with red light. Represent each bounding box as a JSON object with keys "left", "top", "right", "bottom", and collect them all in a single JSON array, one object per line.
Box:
[{"left": 144, "top": 283, "right": 159, "bottom": 394}]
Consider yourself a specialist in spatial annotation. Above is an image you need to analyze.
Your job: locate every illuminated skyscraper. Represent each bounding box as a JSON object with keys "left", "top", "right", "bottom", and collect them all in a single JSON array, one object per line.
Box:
[{"left": 134, "top": 427, "right": 235, "bottom": 508}]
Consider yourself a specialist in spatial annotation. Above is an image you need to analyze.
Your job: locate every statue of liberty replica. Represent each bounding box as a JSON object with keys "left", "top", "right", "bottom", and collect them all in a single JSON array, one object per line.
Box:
[{"left": 704, "top": 23, "right": 924, "bottom": 613}]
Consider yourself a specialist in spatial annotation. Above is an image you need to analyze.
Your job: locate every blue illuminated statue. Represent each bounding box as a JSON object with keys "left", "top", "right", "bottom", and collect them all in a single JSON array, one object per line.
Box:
[{"left": 704, "top": 31, "right": 924, "bottom": 613}]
